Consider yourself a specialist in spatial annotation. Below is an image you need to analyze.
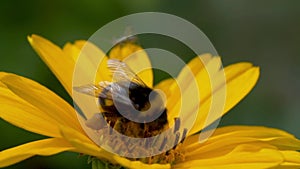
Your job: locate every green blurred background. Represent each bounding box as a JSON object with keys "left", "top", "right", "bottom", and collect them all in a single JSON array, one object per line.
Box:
[{"left": 1, "top": 0, "right": 300, "bottom": 168}]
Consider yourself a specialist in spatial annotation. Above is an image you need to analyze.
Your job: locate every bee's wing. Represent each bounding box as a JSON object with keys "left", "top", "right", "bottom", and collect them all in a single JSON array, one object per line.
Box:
[
  {"left": 74, "top": 81, "right": 132, "bottom": 106},
  {"left": 74, "top": 59, "right": 147, "bottom": 105},
  {"left": 73, "top": 81, "right": 111, "bottom": 98},
  {"left": 107, "top": 59, "right": 148, "bottom": 88}
]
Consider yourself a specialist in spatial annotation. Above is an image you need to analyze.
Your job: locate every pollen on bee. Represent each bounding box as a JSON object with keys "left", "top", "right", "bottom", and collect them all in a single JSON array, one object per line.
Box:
[{"left": 103, "top": 99, "right": 114, "bottom": 106}]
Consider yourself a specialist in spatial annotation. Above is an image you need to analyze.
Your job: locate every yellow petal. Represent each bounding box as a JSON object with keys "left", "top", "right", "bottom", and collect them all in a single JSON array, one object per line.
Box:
[
  {"left": 65, "top": 40, "right": 111, "bottom": 84},
  {"left": 273, "top": 151, "right": 300, "bottom": 168},
  {"left": 175, "top": 54, "right": 214, "bottom": 92},
  {"left": 174, "top": 144, "right": 283, "bottom": 169},
  {"left": 222, "top": 62, "right": 259, "bottom": 113},
  {"left": 0, "top": 73, "right": 83, "bottom": 132},
  {"left": 184, "top": 126, "right": 300, "bottom": 156},
  {"left": 0, "top": 73, "right": 61, "bottom": 137},
  {"left": 116, "top": 157, "right": 171, "bottom": 169},
  {"left": 154, "top": 78, "right": 176, "bottom": 99},
  {"left": 179, "top": 126, "right": 300, "bottom": 169},
  {"left": 0, "top": 138, "right": 74, "bottom": 168},
  {"left": 188, "top": 63, "right": 259, "bottom": 135},
  {"left": 62, "top": 42, "right": 81, "bottom": 61},
  {"left": 0, "top": 95, "right": 61, "bottom": 137},
  {"left": 28, "top": 34, "right": 75, "bottom": 96},
  {"left": 109, "top": 42, "right": 153, "bottom": 87},
  {"left": 28, "top": 35, "right": 111, "bottom": 96},
  {"left": 179, "top": 53, "right": 213, "bottom": 75},
  {"left": 59, "top": 125, "right": 113, "bottom": 158},
  {"left": 166, "top": 56, "right": 222, "bottom": 130},
  {"left": 0, "top": 101, "right": 60, "bottom": 138},
  {"left": 208, "top": 125, "right": 298, "bottom": 139}
]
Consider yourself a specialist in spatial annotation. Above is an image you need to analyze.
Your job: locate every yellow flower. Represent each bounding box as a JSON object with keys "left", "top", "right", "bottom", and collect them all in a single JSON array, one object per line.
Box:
[{"left": 1, "top": 34, "right": 300, "bottom": 169}]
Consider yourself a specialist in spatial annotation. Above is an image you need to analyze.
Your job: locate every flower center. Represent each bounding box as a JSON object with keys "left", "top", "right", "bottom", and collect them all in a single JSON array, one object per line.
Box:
[{"left": 92, "top": 117, "right": 186, "bottom": 166}]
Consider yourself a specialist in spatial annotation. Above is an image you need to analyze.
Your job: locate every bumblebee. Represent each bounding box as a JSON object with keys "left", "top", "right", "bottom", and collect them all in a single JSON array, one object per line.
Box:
[{"left": 75, "top": 59, "right": 168, "bottom": 138}]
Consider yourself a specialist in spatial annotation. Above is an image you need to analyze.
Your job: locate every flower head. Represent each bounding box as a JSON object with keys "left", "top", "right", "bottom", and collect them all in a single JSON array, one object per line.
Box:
[{"left": 1, "top": 35, "right": 300, "bottom": 168}]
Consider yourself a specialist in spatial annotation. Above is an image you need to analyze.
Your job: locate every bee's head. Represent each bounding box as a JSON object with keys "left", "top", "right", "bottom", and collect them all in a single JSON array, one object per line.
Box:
[{"left": 128, "top": 82, "right": 153, "bottom": 111}]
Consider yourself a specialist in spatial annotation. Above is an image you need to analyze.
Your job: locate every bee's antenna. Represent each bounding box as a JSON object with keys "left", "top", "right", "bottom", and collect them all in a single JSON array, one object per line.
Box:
[{"left": 112, "top": 26, "right": 138, "bottom": 46}]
